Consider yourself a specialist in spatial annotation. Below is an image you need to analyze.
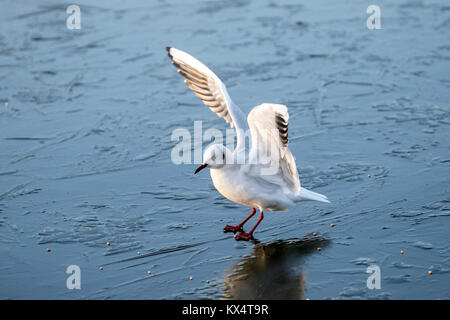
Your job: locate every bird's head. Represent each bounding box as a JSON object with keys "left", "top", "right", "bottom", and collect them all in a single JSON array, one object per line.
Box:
[{"left": 195, "top": 144, "right": 230, "bottom": 174}]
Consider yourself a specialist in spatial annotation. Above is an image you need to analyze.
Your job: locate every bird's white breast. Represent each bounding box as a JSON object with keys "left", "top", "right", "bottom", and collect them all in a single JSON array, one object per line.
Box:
[
  {"left": 209, "top": 166, "right": 293, "bottom": 211},
  {"left": 210, "top": 167, "right": 255, "bottom": 208}
]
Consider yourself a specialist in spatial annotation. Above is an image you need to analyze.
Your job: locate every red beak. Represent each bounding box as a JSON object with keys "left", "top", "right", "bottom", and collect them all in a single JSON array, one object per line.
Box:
[{"left": 194, "top": 163, "right": 208, "bottom": 174}]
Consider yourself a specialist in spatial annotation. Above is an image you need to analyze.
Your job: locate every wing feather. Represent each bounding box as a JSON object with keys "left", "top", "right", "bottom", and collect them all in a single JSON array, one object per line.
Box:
[
  {"left": 166, "top": 47, "right": 248, "bottom": 152},
  {"left": 247, "top": 103, "right": 300, "bottom": 194}
]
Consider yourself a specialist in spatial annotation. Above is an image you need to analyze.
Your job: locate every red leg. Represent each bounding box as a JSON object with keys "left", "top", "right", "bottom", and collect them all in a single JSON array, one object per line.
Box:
[
  {"left": 235, "top": 210, "right": 264, "bottom": 241},
  {"left": 224, "top": 208, "right": 256, "bottom": 233}
]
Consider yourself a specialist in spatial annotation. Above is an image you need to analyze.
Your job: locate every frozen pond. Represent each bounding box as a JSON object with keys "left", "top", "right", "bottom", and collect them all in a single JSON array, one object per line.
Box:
[{"left": 0, "top": 0, "right": 449, "bottom": 299}]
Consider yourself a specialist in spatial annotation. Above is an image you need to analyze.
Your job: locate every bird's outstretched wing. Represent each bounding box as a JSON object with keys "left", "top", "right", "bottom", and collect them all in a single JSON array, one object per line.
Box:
[
  {"left": 246, "top": 103, "right": 301, "bottom": 194},
  {"left": 166, "top": 47, "right": 248, "bottom": 152}
]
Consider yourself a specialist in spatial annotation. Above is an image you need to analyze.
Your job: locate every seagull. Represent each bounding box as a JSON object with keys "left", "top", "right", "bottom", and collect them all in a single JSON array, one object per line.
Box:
[{"left": 166, "top": 47, "right": 330, "bottom": 241}]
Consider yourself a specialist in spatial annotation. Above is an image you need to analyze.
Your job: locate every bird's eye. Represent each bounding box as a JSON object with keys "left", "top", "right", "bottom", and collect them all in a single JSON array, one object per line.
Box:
[
  {"left": 222, "top": 153, "right": 225, "bottom": 161},
  {"left": 211, "top": 155, "right": 216, "bottom": 161}
]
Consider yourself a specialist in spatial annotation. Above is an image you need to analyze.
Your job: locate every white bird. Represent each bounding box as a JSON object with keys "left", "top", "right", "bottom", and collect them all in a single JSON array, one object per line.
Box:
[{"left": 166, "top": 47, "right": 330, "bottom": 241}]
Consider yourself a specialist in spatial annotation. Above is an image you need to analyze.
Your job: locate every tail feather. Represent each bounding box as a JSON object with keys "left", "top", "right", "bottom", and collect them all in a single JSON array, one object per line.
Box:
[{"left": 297, "top": 187, "right": 330, "bottom": 203}]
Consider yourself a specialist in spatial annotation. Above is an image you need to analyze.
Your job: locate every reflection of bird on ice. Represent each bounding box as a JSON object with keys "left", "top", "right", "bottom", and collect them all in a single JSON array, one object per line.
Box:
[
  {"left": 167, "top": 47, "right": 330, "bottom": 241},
  {"left": 221, "top": 238, "right": 329, "bottom": 299}
]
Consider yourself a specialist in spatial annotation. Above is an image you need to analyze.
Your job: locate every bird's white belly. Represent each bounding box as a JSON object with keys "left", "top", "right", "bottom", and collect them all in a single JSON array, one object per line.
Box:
[{"left": 210, "top": 167, "right": 293, "bottom": 211}]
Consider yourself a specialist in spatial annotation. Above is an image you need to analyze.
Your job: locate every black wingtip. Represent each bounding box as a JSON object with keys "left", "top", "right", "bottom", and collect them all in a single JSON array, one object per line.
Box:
[{"left": 166, "top": 46, "right": 173, "bottom": 59}]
